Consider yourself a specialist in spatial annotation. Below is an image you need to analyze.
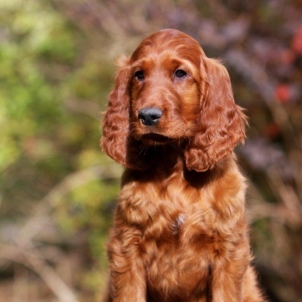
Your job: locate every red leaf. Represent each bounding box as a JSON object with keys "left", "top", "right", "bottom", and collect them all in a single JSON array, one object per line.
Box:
[
  {"left": 291, "top": 26, "right": 302, "bottom": 55},
  {"left": 275, "top": 84, "right": 291, "bottom": 103},
  {"left": 281, "top": 49, "right": 295, "bottom": 64},
  {"left": 264, "top": 123, "right": 280, "bottom": 139}
]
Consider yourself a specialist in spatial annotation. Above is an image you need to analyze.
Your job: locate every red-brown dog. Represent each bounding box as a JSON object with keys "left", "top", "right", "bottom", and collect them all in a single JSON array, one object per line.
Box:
[{"left": 101, "top": 29, "right": 265, "bottom": 302}]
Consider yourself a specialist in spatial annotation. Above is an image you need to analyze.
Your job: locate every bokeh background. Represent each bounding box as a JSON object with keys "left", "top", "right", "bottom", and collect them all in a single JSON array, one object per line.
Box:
[{"left": 0, "top": 0, "right": 302, "bottom": 301}]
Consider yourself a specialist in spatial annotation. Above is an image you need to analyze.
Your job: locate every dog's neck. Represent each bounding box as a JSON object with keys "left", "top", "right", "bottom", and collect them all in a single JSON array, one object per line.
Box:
[
  {"left": 122, "top": 143, "right": 227, "bottom": 189},
  {"left": 123, "top": 144, "right": 180, "bottom": 180}
]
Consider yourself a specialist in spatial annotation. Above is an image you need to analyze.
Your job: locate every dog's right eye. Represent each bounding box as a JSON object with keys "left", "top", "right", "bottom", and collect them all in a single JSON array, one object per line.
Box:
[
  {"left": 174, "top": 69, "right": 187, "bottom": 79},
  {"left": 134, "top": 71, "right": 144, "bottom": 81}
]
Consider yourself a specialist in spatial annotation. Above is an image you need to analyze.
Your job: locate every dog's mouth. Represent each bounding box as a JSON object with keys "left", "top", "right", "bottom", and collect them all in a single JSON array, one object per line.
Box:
[{"left": 140, "top": 133, "right": 176, "bottom": 145}]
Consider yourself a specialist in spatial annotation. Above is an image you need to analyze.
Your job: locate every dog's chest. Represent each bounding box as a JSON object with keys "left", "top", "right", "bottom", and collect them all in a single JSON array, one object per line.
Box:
[
  {"left": 119, "top": 177, "right": 222, "bottom": 298},
  {"left": 120, "top": 176, "right": 217, "bottom": 246},
  {"left": 140, "top": 203, "right": 215, "bottom": 299},
  {"left": 142, "top": 210, "right": 212, "bottom": 299},
  {"left": 171, "top": 213, "right": 186, "bottom": 235}
]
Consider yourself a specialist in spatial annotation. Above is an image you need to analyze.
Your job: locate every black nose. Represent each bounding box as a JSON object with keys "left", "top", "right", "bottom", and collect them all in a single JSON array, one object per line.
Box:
[{"left": 138, "top": 107, "right": 163, "bottom": 126}]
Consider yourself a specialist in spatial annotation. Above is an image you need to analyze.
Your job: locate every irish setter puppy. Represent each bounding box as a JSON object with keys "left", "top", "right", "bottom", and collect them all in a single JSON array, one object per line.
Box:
[{"left": 101, "top": 29, "right": 265, "bottom": 302}]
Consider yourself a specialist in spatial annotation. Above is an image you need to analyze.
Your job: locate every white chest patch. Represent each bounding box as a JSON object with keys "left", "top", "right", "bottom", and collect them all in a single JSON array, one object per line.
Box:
[{"left": 172, "top": 214, "right": 186, "bottom": 236}]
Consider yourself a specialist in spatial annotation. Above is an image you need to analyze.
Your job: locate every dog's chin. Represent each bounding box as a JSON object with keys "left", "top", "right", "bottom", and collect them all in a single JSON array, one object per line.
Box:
[{"left": 138, "top": 133, "right": 177, "bottom": 145}]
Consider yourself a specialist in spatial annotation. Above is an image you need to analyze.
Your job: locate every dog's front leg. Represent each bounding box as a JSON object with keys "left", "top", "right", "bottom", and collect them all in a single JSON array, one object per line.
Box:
[
  {"left": 104, "top": 227, "right": 146, "bottom": 302},
  {"left": 210, "top": 256, "right": 249, "bottom": 302}
]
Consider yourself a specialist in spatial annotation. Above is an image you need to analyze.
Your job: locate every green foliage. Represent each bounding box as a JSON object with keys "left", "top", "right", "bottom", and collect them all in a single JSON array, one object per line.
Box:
[
  {"left": 0, "top": 0, "right": 117, "bottom": 299},
  {"left": 0, "top": 0, "right": 71, "bottom": 170}
]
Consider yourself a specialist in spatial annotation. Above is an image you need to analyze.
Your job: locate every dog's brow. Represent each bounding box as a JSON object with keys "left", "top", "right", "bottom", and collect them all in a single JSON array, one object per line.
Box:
[
  {"left": 131, "top": 57, "right": 197, "bottom": 74},
  {"left": 131, "top": 60, "right": 146, "bottom": 70},
  {"left": 175, "top": 59, "right": 197, "bottom": 73}
]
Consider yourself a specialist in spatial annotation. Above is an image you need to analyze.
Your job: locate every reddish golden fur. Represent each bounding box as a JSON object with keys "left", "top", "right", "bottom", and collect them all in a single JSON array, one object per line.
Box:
[{"left": 101, "top": 29, "right": 265, "bottom": 302}]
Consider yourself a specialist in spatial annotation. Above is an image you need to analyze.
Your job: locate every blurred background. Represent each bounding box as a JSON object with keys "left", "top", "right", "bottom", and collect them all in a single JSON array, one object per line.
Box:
[{"left": 0, "top": 0, "right": 302, "bottom": 301}]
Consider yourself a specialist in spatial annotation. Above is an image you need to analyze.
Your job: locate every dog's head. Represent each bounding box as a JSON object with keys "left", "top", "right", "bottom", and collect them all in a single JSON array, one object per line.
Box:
[{"left": 101, "top": 29, "right": 246, "bottom": 171}]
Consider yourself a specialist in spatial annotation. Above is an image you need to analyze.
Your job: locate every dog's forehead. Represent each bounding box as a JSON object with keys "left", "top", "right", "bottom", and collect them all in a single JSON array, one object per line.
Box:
[{"left": 130, "top": 30, "right": 204, "bottom": 65}]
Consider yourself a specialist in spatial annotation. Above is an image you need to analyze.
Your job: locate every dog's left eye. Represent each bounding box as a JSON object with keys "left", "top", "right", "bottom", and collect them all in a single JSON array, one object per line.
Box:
[
  {"left": 134, "top": 70, "right": 144, "bottom": 81},
  {"left": 174, "top": 69, "right": 187, "bottom": 79}
]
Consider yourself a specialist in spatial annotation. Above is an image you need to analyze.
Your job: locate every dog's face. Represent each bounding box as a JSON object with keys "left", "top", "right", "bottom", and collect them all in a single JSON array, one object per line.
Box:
[
  {"left": 128, "top": 31, "right": 205, "bottom": 145},
  {"left": 101, "top": 29, "right": 246, "bottom": 171}
]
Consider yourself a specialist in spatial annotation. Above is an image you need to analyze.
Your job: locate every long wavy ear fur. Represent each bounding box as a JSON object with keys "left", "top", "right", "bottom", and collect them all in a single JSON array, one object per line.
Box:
[
  {"left": 185, "top": 58, "right": 247, "bottom": 172},
  {"left": 101, "top": 56, "right": 131, "bottom": 167}
]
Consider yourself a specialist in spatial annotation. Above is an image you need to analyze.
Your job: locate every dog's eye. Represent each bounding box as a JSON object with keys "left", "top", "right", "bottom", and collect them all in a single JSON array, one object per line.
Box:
[
  {"left": 134, "top": 70, "right": 144, "bottom": 81},
  {"left": 174, "top": 69, "right": 187, "bottom": 79}
]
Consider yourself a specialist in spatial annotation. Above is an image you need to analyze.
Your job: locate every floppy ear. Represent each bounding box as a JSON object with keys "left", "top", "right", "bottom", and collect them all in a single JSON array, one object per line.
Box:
[
  {"left": 101, "top": 56, "right": 131, "bottom": 167},
  {"left": 184, "top": 57, "right": 247, "bottom": 172},
  {"left": 101, "top": 57, "right": 152, "bottom": 170}
]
